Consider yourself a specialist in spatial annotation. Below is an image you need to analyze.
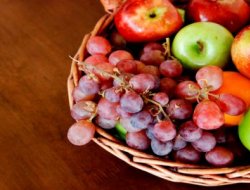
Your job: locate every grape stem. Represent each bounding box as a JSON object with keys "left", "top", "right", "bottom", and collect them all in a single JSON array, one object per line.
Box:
[
  {"left": 70, "top": 55, "right": 171, "bottom": 121},
  {"left": 88, "top": 112, "right": 97, "bottom": 122},
  {"left": 194, "top": 86, "right": 220, "bottom": 102},
  {"left": 69, "top": 56, "right": 124, "bottom": 84},
  {"left": 143, "top": 95, "right": 170, "bottom": 120}
]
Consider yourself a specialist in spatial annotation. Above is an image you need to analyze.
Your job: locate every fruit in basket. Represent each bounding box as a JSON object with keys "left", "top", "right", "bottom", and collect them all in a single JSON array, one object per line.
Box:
[
  {"left": 151, "top": 138, "right": 173, "bottom": 156},
  {"left": 171, "top": 22, "right": 234, "bottom": 70},
  {"left": 108, "top": 50, "right": 134, "bottom": 66},
  {"left": 174, "top": 145, "right": 201, "bottom": 164},
  {"left": 153, "top": 120, "right": 176, "bottom": 142},
  {"left": 86, "top": 36, "right": 112, "bottom": 55},
  {"left": 67, "top": 120, "right": 96, "bottom": 146},
  {"left": 191, "top": 131, "right": 216, "bottom": 152},
  {"left": 195, "top": 65, "right": 223, "bottom": 91},
  {"left": 205, "top": 146, "right": 234, "bottom": 167},
  {"left": 215, "top": 93, "right": 246, "bottom": 116},
  {"left": 114, "top": 0, "right": 183, "bottom": 42},
  {"left": 231, "top": 26, "right": 250, "bottom": 79},
  {"left": 193, "top": 100, "right": 224, "bottom": 130},
  {"left": 126, "top": 130, "right": 150, "bottom": 150},
  {"left": 68, "top": 28, "right": 249, "bottom": 168},
  {"left": 215, "top": 71, "right": 250, "bottom": 126},
  {"left": 239, "top": 109, "right": 250, "bottom": 151},
  {"left": 187, "top": 0, "right": 250, "bottom": 33}
]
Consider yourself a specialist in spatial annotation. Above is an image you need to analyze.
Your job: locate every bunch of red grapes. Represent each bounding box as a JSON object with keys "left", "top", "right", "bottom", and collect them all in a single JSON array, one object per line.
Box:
[{"left": 68, "top": 33, "right": 249, "bottom": 167}]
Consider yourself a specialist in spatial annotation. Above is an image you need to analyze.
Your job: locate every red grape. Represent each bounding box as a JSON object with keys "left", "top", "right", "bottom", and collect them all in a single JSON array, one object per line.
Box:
[
  {"left": 113, "top": 73, "right": 133, "bottom": 87},
  {"left": 140, "top": 50, "right": 165, "bottom": 66},
  {"left": 86, "top": 36, "right": 111, "bottom": 55},
  {"left": 90, "top": 62, "right": 114, "bottom": 81},
  {"left": 138, "top": 65, "right": 160, "bottom": 77},
  {"left": 214, "top": 128, "right": 227, "bottom": 144},
  {"left": 216, "top": 93, "right": 247, "bottom": 116},
  {"left": 71, "top": 101, "right": 96, "bottom": 121},
  {"left": 153, "top": 120, "right": 176, "bottom": 142},
  {"left": 152, "top": 92, "right": 169, "bottom": 106},
  {"left": 72, "top": 86, "right": 95, "bottom": 102},
  {"left": 205, "top": 146, "right": 234, "bottom": 167},
  {"left": 135, "top": 61, "right": 146, "bottom": 73},
  {"left": 142, "top": 42, "right": 165, "bottom": 53},
  {"left": 78, "top": 75, "right": 100, "bottom": 96},
  {"left": 116, "top": 105, "right": 132, "bottom": 118},
  {"left": 195, "top": 66, "right": 223, "bottom": 91},
  {"left": 108, "top": 50, "right": 133, "bottom": 66},
  {"left": 173, "top": 135, "right": 187, "bottom": 151},
  {"left": 126, "top": 130, "right": 150, "bottom": 150},
  {"left": 117, "top": 59, "right": 137, "bottom": 74},
  {"left": 95, "top": 116, "right": 116, "bottom": 129},
  {"left": 130, "top": 111, "right": 153, "bottom": 130},
  {"left": 110, "top": 31, "right": 126, "bottom": 48},
  {"left": 179, "top": 121, "right": 203, "bottom": 142},
  {"left": 120, "top": 117, "right": 141, "bottom": 132},
  {"left": 146, "top": 124, "right": 155, "bottom": 140},
  {"left": 97, "top": 98, "right": 119, "bottom": 120},
  {"left": 67, "top": 120, "right": 95, "bottom": 146},
  {"left": 151, "top": 138, "right": 173, "bottom": 156},
  {"left": 160, "top": 77, "right": 177, "bottom": 97},
  {"left": 191, "top": 131, "right": 216, "bottom": 152},
  {"left": 104, "top": 87, "right": 123, "bottom": 103},
  {"left": 129, "top": 73, "right": 158, "bottom": 93},
  {"left": 175, "top": 80, "right": 200, "bottom": 102},
  {"left": 85, "top": 54, "right": 108, "bottom": 64},
  {"left": 159, "top": 59, "right": 183, "bottom": 78},
  {"left": 174, "top": 145, "right": 201, "bottom": 164},
  {"left": 193, "top": 100, "right": 224, "bottom": 130},
  {"left": 167, "top": 99, "right": 193, "bottom": 120},
  {"left": 100, "top": 79, "right": 113, "bottom": 90},
  {"left": 120, "top": 91, "right": 144, "bottom": 113}
]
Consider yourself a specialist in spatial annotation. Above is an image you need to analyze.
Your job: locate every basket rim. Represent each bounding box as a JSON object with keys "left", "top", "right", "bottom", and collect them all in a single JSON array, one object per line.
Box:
[{"left": 67, "top": 13, "right": 250, "bottom": 186}]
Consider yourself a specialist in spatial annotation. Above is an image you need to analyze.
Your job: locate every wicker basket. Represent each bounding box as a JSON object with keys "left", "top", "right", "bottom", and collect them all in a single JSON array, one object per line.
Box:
[{"left": 67, "top": 0, "right": 250, "bottom": 186}]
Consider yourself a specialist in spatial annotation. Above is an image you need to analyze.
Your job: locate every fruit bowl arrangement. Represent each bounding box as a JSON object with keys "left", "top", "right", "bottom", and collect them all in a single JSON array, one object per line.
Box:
[{"left": 67, "top": 0, "right": 250, "bottom": 186}]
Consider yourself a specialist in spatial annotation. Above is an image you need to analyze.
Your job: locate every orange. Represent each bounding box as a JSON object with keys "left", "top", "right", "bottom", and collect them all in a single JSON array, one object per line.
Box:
[{"left": 215, "top": 71, "right": 250, "bottom": 126}]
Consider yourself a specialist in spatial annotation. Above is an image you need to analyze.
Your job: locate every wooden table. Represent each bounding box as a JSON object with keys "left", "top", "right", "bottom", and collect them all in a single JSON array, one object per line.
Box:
[{"left": 0, "top": 1, "right": 249, "bottom": 189}]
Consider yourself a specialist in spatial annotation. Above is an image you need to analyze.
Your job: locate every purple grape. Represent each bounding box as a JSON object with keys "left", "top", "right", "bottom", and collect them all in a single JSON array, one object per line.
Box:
[
  {"left": 71, "top": 101, "right": 96, "bottom": 121},
  {"left": 151, "top": 138, "right": 173, "bottom": 156},
  {"left": 120, "top": 91, "right": 144, "bottom": 113},
  {"left": 167, "top": 99, "right": 193, "bottom": 120},
  {"left": 191, "top": 131, "right": 216, "bottom": 152},
  {"left": 179, "top": 121, "right": 203, "bottom": 142},
  {"left": 130, "top": 111, "right": 153, "bottom": 130},
  {"left": 126, "top": 130, "right": 150, "bottom": 150}
]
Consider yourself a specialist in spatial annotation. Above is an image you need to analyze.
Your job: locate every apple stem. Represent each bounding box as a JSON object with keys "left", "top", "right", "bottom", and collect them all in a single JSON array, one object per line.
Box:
[{"left": 196, "top": 40, "right": 204, "bottom": 52}]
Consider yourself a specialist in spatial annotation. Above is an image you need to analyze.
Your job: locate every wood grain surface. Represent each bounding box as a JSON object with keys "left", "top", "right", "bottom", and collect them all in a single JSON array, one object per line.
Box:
[{"left": 0, "top": 1, "right": 249, "bottom": 189}]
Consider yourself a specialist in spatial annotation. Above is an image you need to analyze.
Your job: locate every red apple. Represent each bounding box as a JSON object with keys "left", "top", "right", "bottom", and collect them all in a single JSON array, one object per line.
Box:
[
  {"left": 187, "top": 0, "right": 250, "bottom": 33},
  {"left": 114, "top": 0, "right": 183, "bottom": 42},
  {"left": 231, "top": 25, "right": 250, "bottom": 79}
]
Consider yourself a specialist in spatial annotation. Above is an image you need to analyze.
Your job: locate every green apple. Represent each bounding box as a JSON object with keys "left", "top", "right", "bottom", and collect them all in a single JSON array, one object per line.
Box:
[
  {"left": 172, "top": 22, "right": 234, "bottom": 70},
  {"left": 239, "top": 109, "right": 250, "bottom": 151}
]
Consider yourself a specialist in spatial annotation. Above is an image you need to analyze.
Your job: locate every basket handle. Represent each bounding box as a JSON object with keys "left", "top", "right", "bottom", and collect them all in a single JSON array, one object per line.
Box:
[{"left": 100, "top": 0, "right": 125, "bottom": 14}]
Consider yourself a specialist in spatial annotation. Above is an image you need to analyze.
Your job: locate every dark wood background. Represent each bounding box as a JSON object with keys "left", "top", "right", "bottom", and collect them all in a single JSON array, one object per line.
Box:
[{"left": 0, "top": 0, "right": 249, "bottom": 189}]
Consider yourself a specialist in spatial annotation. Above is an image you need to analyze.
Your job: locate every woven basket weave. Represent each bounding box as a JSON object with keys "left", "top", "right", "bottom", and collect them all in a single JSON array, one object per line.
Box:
[{"left": 67, "top": 0, "right": 250, "bottom": 186}]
